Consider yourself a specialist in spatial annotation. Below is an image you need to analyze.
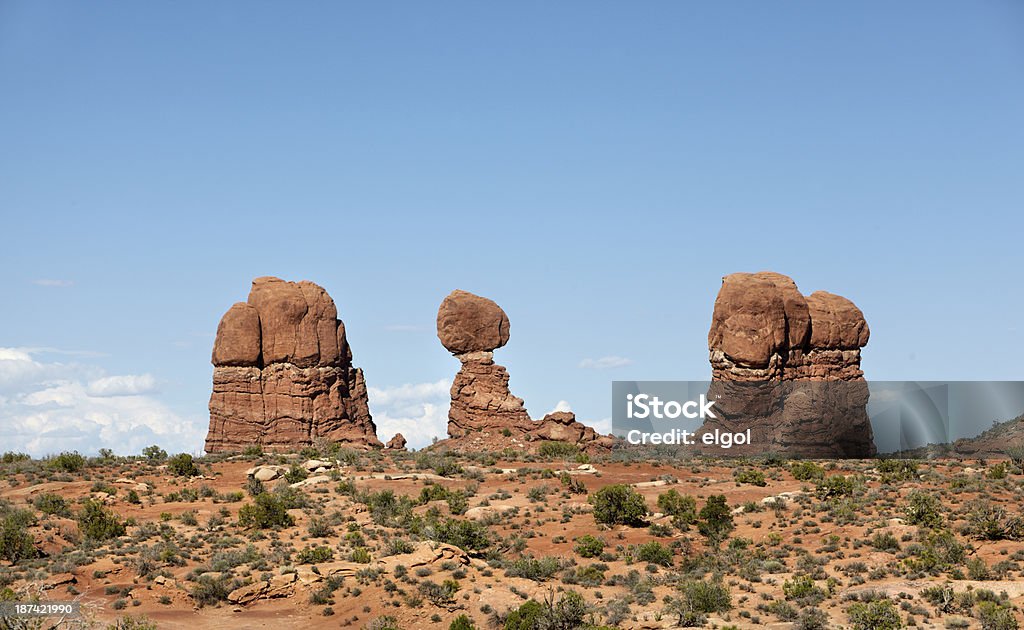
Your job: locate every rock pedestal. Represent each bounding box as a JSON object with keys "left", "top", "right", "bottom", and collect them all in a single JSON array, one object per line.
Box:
[
  {"left": 437, "top": 290, "right": 614, "bottom": 453},
  {"left": 206, "top": 277, "right": 382, "bottom": 453}
]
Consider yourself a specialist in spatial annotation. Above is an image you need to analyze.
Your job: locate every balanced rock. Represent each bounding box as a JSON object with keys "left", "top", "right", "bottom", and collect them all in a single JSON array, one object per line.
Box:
[
  {"left": 206, "top": 277, "right": 382, "bottom": 453},
  {"left": 437, "top": 290, "right": 613, "bottom": 454},
  {"left": 699, "top": 272, "right": 875, "bottom": 458}
]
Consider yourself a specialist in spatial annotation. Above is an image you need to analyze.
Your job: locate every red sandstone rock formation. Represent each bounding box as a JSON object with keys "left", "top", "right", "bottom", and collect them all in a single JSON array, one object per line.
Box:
[
  {"left": 386, "top": 433, "right": 407, "bottom": 450},
  {"left": 206, "top": 277, "right": 382, "bottom": 453},
  {"left": 436, "top": 290, "right": 614, "bottom": 453},
  {"left": 700, "top": 272, "right": 875, "bottom": 458}
]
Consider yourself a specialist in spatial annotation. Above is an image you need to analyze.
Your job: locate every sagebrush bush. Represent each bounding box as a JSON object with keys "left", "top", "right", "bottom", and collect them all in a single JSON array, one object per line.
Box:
[{"left": 590, "top": 484, "right": 647, "bottom": 526}]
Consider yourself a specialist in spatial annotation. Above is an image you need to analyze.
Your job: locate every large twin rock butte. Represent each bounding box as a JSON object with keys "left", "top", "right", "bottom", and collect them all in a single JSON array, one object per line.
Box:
[
  {"left": 205, "top": 277, "right": 382, "bottom": 453},
  {"left": 698, "top": 272, "right": 876, "bottom": 457},
  {"left": 437, "top": 290, "right": 614, "bottom": 453}
]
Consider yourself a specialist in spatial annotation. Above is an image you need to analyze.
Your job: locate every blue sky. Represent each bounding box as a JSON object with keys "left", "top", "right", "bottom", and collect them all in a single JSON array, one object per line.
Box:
[{"left": 2, "top": 1, "right": 1022, "bottom": 454}]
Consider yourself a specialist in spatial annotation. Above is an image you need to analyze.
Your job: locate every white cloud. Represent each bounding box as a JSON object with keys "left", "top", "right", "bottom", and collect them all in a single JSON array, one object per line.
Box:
[
  {"left": 86, "top": 374, "right": 158, "bottom": 397},
  {"left": 0, "top": 347, "right": 204, "bottom": 457},
  {"left": 578, "top": 356, "right": 634, "bottom": 369},
  {"left": 550, "top": 400, "right": 573, "bottom": 413},
  {"left": 367, "top": 379, "right": 451, "bottom": 450},
  {"left": 32, "top": 279, "right": 74, "bottom": 287}
]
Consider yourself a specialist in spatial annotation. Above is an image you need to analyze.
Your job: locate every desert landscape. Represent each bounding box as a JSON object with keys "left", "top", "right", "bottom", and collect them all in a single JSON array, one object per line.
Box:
[{"left": 1, "top": 274, "right": 1023, "bottom": 630}]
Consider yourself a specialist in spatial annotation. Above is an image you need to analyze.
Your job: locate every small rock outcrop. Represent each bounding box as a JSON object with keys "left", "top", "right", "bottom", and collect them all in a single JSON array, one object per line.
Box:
[
  {"left": 386, "top": 433, "right": 407, "bottom": 450},
  {"left": 699, "top": 272, "right": 875, "bottom": 458},
  {"left": 436, "top": 290, "right": 614, "bottom": 453},
  {"left": 206, "top": 277, "right": 382, "bottom": 453}
]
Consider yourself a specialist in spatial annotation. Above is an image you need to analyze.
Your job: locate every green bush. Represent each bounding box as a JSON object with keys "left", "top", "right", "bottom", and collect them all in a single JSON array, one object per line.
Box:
[
  {"left": 431, "top": 518, "right": 491, "bottom": 553},
  {"left": 663, "top": 579, "right": 731, "bottom": 626},
  {"left": 904, "top": 490, "right": 943, "bottom": 528},
  {"left": 296, "top": 545, "right": 334, "bottom": 564},
  {"left": 167, "top": 453, "right": 200, "bottom": 477},
  {"left": 790, "top": 461, "right": 825, "bottom": 481},
  {"left": 237, "top": 493, "right": 294, "bottom": 529},
  {"left": 504, "top": 592, "right": 586, "bottom": 630},
  {"left": 590, "top": 484, "right": 648, "bottom": 526},
  {"left": 573, "top": 535, "right": 605, "bottom": 558},
  {"left": 815, "top": 475, "right": 855, "bottom": 499},
  {"left": 33, "top": 493, "right": 70, "bottom": 517},
  {"left": 877, "top": 458, "right": 918, "bottom": 483},
  {"left": 697, "top": 495, "right": 734, "bottom": 548},
  {"left": 1, "top": 452, "right": 30, "bottom": 464},
  {"left": 449, "top": 615, "right": 476, "bottom": 630},
  {"left": 656, "top": 489, "right": 697, "bottom": 529},
  {"left": 783, "top": 574, "right": 825, "bottom": 605},
  {"left": 635, "top": 541, "right": 672, "bottom": 566},
  {"left": 537, "top": 441, "right": 579, "bottom": 459},
  {"left": 734, "top": 469, "right": 767, "bottom": 486},
  {"left": 49, "top": 451, "right": 86, "bottom": 472},
  {"left": 976, "top": 600, "right": 1019, "bottom": 630},
  {"left": 76, "top": 499, "right": 125, "bottom": 541},
  {"left": 967, "top": 501, "right": 1023, "bottom": 541},
  {"left": 141, "top": 445, "right": 167, "bottom": 462},
  {"left": 190, "top": 574, "right": 237, "bottom": 607},
  {"left": 505, "top": 556, "right": 561, "bottom": 581},
  {"left": 284, "top": 463, "right": 308, "bottom": 484},
  {"left": 846, "top": 598, "right": 902, "bottom": 630},
  {"left": 0, "top": 508, "right": 37, "bottom": 563}
]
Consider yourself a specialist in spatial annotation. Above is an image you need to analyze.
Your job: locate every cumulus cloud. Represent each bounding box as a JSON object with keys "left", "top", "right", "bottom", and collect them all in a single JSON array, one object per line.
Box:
[
  {"left": 550, "top": 400, "right": 573, "bottom": 413},
  {"left": 86, "top": 374, "right": 158, "bottom": 397},
  {"left": 0, "top": 348, "right": 205, "bottom": 457},
  {"left": 367, "top": 379, "right": 451, "bottom": 450},
  {"left": 32, "top": 279, "right": 74, "bottom": 287},
  {"left": 578, "top": 356, "right": 633, "bottom": 369}
]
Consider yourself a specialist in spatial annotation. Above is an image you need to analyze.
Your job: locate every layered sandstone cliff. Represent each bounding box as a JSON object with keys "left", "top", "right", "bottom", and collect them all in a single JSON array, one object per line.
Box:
[
  {"left": 205, "top": 277, "right": 382, "bottom": 453},
  {"left": 699, "top": 272, "right": 875, "bottom": 458}
]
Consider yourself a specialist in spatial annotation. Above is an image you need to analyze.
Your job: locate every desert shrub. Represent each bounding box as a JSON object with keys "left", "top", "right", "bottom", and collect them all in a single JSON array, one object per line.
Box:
[
  {"left": 504, "top": 591, "right": 586, "bottom": 630},
  {"left": 0, "top": 508, "right": 37, "bottom": 563},
  {"left": 77, "top": 499, "right": 125, "bottom": 541},
  {"left": 574, "top": 535, "right": 605, "bottom": 558},
  {"left": 906, "top": 529, "right": 966, "bottom": 574},
  {"left": 307, "top": 517, "right": 333, "bottom": 538},
  {"left": 1, "top": 452, "right": 30, "bottom": 464},
  {"left": 433, "top": 458, "right": 463, "bottom": 478},
  {"left": 656, "top": 489, "right": 697, "bottom": 529},
  {"left": 904, "top": 490, "right": 943, "bottom": 528},
  {"left": 505, "top": 556, "right": 561, "bottom": 581},
  {"left": 791, "top": 461, "right": 825, "bottom": 481},
  {"left": 296, "top": 545, "right": 334, "bottom": 564},
  {"left": 141, "top": 445, "right": 167, "bottom": 462},
  {"left": 559, "top": 472, "right": 587, "bottom": 495},
  {"left": 634, "top": 541, "right": 673, "bottom": 567},
  {"left": 1005, "top": 446, "right": 1024, "bottom": 473},
  {"left": 988, "top": 463, "right": 1008, "bottom": 479},
  {"left": 105, "top": 615, "right": 158, "bottom": 630},
  {"left": 49, "top": 451, "right": 86, "bottom": 472},
  {"left": 590, "top": 484, "right": 648, "bottom": 526},
  {"left": 967, "top": 501, "right": 1023, "bottom": 541},
  {"left": 33, "top": 493, "right": 70, "bottom": 517},
  {"left": 976, "top": 600, "right": 1019, "bottom": 630},
  {"left": 877, "top": 458, "right": 918, "bottom": 483},
  {"left": 663, "top": 579, "right": 731, "bottom": 626},
  {"left": 815, "top": 475, "right": 855, "bottom": 499},
  {"left": 795, "top": 607, "right": 829, "bottom": 630},
  {"left": 237, "top": 493, "right": 294, "bottom": 529},
  {"left": 362, "top": 490, "right": 415, "bottom": 526},
  {"left": 431, "top": 518, "right": 491, "bottom": 553},
  {"left": 697, "top": 495, "right": 734, "bottom": 548},
  {"left": 734, "top": 469, "right": 767, "bottom": 486},
  {"left": 846, "top": 598, "right": 902, "bottom": 630},
  {"left": 537, "top": 441, "right": 579, "bottom": 459},
  {"left": 449, "top": 615, "right": 476, "bottom": 630},
  {"left": 871, "top": 532, "right": 900, "bottom": 551},
  {"left": 284, "top": 463, "right": 308, "bottom": 484},
  {"left": 190, "top": 574, "right": 237, "bottom": 607},
  {"left": 167, "top": 453, "right": 200, "bottom": 477},
  {"left": 783, "top": 574, "right": 825, "bottom": 605}
]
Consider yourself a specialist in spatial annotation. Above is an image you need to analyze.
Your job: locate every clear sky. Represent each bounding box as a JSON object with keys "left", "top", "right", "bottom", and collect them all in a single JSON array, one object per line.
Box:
[{"left": 2, "top": 1, "right": 1023, "bottom": 455}]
